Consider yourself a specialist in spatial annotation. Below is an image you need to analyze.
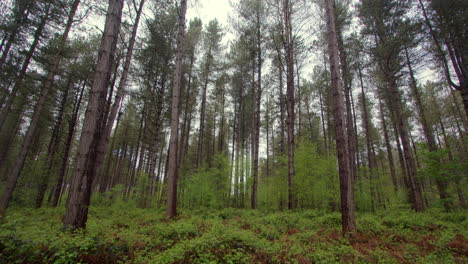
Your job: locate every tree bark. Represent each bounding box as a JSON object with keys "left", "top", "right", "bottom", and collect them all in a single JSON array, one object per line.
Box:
[
  {"left": 324, "top": 0, "right": 355, "bottom": 233},
  {"left": 283, "top": 0, "right": 296, "bottom": 210},
  {"left": 166, "top": 0, "right": 187, "bottom": 218},
  {"left": 63, "top": 0, "right": 123, "bottom": 230}
]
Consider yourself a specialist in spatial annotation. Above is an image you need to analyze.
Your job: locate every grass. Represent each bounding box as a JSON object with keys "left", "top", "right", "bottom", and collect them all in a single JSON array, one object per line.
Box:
[{"left": 0, "top": 203, "right": 466, "bottom": 263}]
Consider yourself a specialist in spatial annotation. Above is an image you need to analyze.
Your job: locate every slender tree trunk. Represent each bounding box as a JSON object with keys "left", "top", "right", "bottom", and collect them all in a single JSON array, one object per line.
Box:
[
  {"left": 63, "top": 0, "right": 123, "bottom": 230},
  {"left": 283, "top": 0, "right": 296, "bottom": 210},
  {"left": 252, "top": 15, "right": 262, "bottom": 209},
  {"left": 324, "top": 0, "right": 355, "bottom": 233},
  {"left": 166, "top": 0, "right": 187, "bottom": 218},
  {"left": 278, "top": 58, "right": 286, "bottom": 154},
  {"left": 337, "top": 25, "right": 356, "bottom": 182}
]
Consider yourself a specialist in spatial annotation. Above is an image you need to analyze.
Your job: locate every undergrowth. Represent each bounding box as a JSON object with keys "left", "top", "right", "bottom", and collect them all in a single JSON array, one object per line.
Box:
[{"left": 0, "top": 204, "right": 466, "bottom": 263}]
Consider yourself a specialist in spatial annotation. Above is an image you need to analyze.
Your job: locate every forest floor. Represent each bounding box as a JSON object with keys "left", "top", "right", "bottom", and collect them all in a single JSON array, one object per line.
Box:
[{"left": 0, "top": 203, "right": 466, "bottom": 264}]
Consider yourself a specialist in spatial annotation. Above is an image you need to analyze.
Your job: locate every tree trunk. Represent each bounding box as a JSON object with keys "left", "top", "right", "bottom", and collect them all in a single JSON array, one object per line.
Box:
[
  {"left": 166, "top": 0, "right": 187, "bottom": 218},
  {"left": 283, "top": 0, "right": 296, "bottom": 210},
  {"left": 324, "top": 0, "right": 355, "bottom": 233},
  {"left": 252, "top": 17, "right": 262, "bottom": 209},
  {"left": 63, "top": 0, "right": 123, "bottom": 230},
  {"left": 278, "top": 57, "right": 286, "bottom": 155},
  {"left": 94, "top": 0, "right": 145, "bottom": 195}
]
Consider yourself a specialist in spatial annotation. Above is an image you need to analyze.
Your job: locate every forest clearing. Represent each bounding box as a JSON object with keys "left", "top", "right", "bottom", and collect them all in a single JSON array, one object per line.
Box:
[{"left": 0, "top": 0, "right": 466, "bottom": 263}]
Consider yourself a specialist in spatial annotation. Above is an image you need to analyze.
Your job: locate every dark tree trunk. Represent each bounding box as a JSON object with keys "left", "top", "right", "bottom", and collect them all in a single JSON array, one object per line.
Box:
[
  {"left": 166, "top": 0, "right": 187, "bottom": 218},
  {"left": 94, "top": 0, "right": 145, "bottom": 195},
  {"left": 324, "top": 0, "right": 355, "bottom": 233},
  {"left": 283, "top": 0, "right": 296, "bottom": 210},
  {"left": 63, "top": 0, "right": 123, "bottom": 230}
]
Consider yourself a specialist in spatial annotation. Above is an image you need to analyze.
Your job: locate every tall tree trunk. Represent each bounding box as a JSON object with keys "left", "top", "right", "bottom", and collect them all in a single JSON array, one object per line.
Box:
[
  {"left": 94, "top": 0, "right": 145, "bottom": 195},
  {"left": 166, "top": 0, "right": 187, "bottom": 218},
  {"left": 324, "top": 0, "right": 355, "bottom": 233},
  {"left": 337, "top": 25, "right": 356, "bottom": 182},
  {"left": 252, "top": 14, "right": 262, "bottom": 209},
  {"left": 283, "top": 0, "right": 296, "bottom": 210},
  {"left": 0, "top": 1, "right": 78, "bottom": 216},
  {"left": 63, "top": 0, "right": 123, "bottom": 230},
  {"left": 278, "top": 57, "right": 286, "bottom": 154}
]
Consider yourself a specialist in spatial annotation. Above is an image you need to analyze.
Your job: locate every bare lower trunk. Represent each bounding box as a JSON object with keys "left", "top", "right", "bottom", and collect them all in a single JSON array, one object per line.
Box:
[
  {"left": 324, "top": 0, "right": 355, "bottom": 233},
  {"left": 63, "top": 0, "right": 123, "bottom": 230},
  {"left": 94, "top": 0, "right": 145, "bottom": 195},
  {"left": 166, "top": 0, "right": 187, "bottom": 218},
  {"left": 283, "top": 0, "right": 296, "bottom": 210}
]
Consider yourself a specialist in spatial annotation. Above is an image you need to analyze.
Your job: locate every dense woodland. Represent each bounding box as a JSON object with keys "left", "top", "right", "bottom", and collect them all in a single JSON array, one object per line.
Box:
[{"left": 0, "top": 0, "right": 466, "bottom": 263}]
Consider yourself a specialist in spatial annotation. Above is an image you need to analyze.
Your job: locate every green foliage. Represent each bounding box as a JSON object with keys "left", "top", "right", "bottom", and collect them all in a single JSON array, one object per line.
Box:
[
  {"left": 181, "top": 154, "right": 231, "bottom": 209},
  {"left": 295, "top": 141, "right": 339, "bottom": 210},
  {"left": 0, "top": 205, "right": 465, "bottom": 263}
]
